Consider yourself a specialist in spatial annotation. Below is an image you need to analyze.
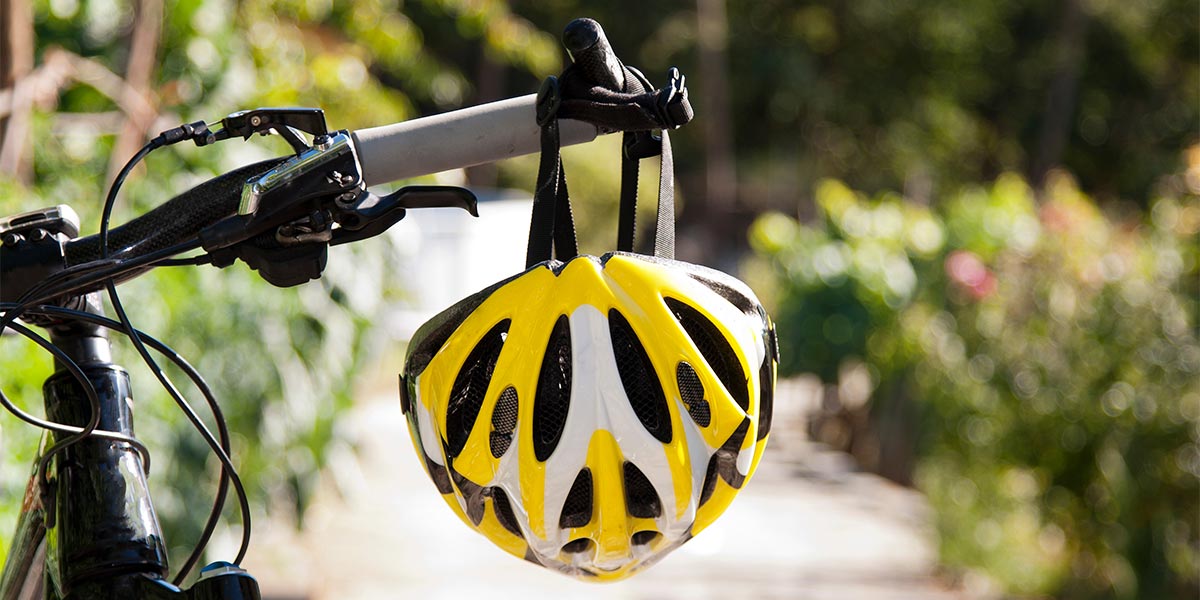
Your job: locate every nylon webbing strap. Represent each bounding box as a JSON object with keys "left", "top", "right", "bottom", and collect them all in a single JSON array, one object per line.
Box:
[
  {"left": 526, "top": 117, "right": 578, "bottom": 267},
  {"left": 616, "top": 131, "right": 675, "bottom": 258},
  {"left": 527, "top": 67, "right": 687, "bottom": 266},
  {"left": 617, "top": 132, "right": 639, "bottom": 252},
  {"left": 553, "top": 166, "right": 577, "bottom": 259},
  {"left": 653, "top": 131, "right": 675, "bottom": 259}
]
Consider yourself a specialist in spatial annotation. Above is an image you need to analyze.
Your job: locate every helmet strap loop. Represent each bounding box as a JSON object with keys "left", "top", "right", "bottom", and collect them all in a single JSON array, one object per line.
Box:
[
  {"left": 618, "top": 130, "right": 675, "bottom": 259},
  {"left": 528, "top": 67, "right": 683, "bottom": 267},
  {"left": 527, "top": 77, "right": 580, "bottom": 267}
]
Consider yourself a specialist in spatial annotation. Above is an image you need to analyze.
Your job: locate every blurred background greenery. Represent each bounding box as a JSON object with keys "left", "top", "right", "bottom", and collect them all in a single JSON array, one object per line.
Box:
[{"left": 0, "top": 0, "right": 1196, "bottom": 597}]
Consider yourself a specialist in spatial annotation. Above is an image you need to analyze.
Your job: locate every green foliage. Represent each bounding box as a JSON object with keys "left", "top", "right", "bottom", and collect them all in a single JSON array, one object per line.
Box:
[{"left": 751, "top": 171, "right": 1200, "bottom": 597}]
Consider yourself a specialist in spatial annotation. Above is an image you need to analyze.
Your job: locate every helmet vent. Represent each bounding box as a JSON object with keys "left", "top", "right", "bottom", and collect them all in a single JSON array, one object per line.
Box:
[
  {"left": 665, "top": 298, "right": 750, "bottom": 412},
  {"left": 490, "top": 487, "right": 523, "bottom": 537},
  {"left": 559, "top": 468, "right": 593, "bottom": 528},
  {"left": 561, "top": 538, "right": 593, "bottom": 554},
  {"left": 489, "top": 386, "right": 519, "bottom": 457},
  {"left": 675, "top": 362, "right": 711, "bottom": 427},
  {"left": 622, "top": 462, "right": 662, "bottom": 519},
  {"left": 631, "top": 530, "right": 661, "bottom": 546},
  {"left": 446, "top": 319, "right": 511, "bottom": 458},
  {"left": 533, "top": 315, "right": 572, "bottom": 462},
  {"left": 608, "top": 309, "right": 672, "bottom": 444}
]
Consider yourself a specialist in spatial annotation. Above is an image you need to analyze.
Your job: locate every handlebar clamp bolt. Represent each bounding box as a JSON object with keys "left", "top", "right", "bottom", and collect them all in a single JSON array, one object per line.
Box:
[
  {"left": 28, "top": 228, "right": 49, "bottom": 242},
  {"left": 1, "top": 232, "right": 23, "bottom": 247}
]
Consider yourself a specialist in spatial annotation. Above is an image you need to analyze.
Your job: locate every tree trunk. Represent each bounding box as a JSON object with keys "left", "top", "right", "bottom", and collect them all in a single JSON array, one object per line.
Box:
[
  {"left": 1031, "top": 0, "right": 1090, "bottom": 187},
  {"left": 0, "top": 0, "right": 35, "bottom": 184},
  {"left": 696, "top": 0, "right": 736, "bottom": 214},
  {"left": 106, "top": 0, "right": 163, "bottom": 185}
]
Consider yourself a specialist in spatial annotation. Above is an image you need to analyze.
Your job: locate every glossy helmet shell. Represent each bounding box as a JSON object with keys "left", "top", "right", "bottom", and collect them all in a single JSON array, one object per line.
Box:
[{"left": 401, "top": 252, "right": 777, "bottom": 581}]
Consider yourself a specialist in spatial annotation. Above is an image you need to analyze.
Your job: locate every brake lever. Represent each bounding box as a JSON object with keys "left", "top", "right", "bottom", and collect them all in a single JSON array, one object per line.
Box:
[
  {"left": 201, "top": 108, "right": 329, "bottom": 154},
  {"left": 330, "top": 186, "right": 479, "bottom": 247}
]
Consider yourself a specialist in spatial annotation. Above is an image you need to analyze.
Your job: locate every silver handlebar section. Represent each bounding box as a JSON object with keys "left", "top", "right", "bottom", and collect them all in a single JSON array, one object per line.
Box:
[{"left": 350, "top": 94, "right": 599, "bottom": 187}]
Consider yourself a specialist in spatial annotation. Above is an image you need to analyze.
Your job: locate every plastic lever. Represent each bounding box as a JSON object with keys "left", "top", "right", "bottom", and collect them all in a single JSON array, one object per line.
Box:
[{"left": 330, "top": 186, "right": 478, "bottom": 247}]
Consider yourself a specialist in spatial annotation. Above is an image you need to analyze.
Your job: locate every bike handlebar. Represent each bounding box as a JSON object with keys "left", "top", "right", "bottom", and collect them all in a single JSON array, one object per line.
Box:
[
  {"left": 61, "top": 96, "right": 599, "bottom": 267},
  {"left": 48, "top": 16, "right": 661, "bottom": 290},
  {"left": 352, "top": 94, "right": 598, "bottom": 186}
]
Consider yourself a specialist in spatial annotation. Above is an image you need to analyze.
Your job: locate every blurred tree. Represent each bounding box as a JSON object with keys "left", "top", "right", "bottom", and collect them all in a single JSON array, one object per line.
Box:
[
  {"left": 726, "top": 0, "right": 1198, "bottom": 209},
  {"left": 750, "top": 167, "right": 1200, "bottom": 597}
]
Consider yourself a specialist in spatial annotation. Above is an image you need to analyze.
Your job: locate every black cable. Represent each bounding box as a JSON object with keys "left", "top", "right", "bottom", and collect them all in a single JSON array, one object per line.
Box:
[
  {"left": 12, "top": 258, "right": 120, "bottom": 305},
  {"left": 156, "top": 254, "right": 213, "bottom": 267},
  {"left": 0, "top": 240, "right": 199, "bottom": 462},
  {"left": 100, "top": 145, "right": 253, "bottom": 571},
  {"left": 0, "top": 319, "right": 152, "bottom": 474},
  {"left": 100, "top": 142, "right": 159, "bottom": 262},
  {"left": 15, "top": 239, "right": 201, "bottom": 308},
  {"left": 12, "top": 304, "right": 238, "bottom": 584},
  {"left": 105, "top": 284, "right": 254, "bottom": 570},
  {"left": 0, "top": 239, "right": 202, "bottom": 447}
]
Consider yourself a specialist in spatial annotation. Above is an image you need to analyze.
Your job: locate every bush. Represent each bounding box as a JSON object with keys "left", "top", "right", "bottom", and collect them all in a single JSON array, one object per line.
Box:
[{"left": 750, "top": 170, "right": 1199, "bottom": 597}]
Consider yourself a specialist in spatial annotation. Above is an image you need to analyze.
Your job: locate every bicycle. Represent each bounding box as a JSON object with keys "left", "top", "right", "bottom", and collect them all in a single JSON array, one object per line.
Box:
[{"left": 0, "top": 16, "right": 773, "bottom": 597}]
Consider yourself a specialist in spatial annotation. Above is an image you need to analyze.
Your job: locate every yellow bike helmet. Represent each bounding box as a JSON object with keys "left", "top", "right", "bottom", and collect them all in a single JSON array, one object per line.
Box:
[
  {"left": 400, "top": 54, "right": 777, "bottom": 581},
  {"left": 401, "top": 253, "right": 777, "bottom": 581}
]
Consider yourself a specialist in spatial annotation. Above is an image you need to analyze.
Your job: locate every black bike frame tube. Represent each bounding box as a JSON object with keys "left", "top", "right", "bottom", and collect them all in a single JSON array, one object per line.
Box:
[
  {"left": 39, "top": 294, "right": 170, "bottom": 598},
  {"left": 0, "top": 463, "right": 49, "bottom": 600}
]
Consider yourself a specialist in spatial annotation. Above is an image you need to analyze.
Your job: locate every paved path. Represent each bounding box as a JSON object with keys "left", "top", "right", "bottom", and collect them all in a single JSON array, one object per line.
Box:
[{"left": 238, "top": 379, "right": 977, "bottom": 599}]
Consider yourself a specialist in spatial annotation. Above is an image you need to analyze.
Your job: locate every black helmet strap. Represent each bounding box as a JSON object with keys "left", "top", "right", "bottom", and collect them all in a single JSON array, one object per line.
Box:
[{"left": 526, "top": 66, "right": 690, "bottom": 268}]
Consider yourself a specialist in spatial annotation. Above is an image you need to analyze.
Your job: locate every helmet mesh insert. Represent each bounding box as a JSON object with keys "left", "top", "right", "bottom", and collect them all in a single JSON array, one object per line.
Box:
[
  {"left": 665, "top": 298, "right": 750, "bottom": 412},
  {"left": 675, "top": 361, "right": 711, "bottom": 427},
  {"left": 622, "top": 461, "right": 662, "bottom": 519},
  {"left": 533, "top": 315, "right": 572, "bottom": 462},
  {"left": 489, "top": 386, "right": 519, "bottom": 457},
  {"left": 608, "top": 309, "right": 672, "bottom": 444},
  {"left": 446, "top": 319, "right": 510, "bottom": 458},
  {"left": 490, "top": 487, "right": 523, "bottom": 537},
  {"left": 559, "top": 468, "right": 593, "bottom": 528}
]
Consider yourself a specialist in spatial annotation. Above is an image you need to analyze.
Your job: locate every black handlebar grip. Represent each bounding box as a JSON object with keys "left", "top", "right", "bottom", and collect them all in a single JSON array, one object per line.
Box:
[{"left": 563, "top": 18, "right": 629, "bottom": 92}]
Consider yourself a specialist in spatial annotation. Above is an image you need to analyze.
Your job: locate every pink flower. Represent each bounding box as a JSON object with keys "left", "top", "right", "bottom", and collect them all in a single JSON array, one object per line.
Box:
[{"left": 946, "top": 250, "right": 996, "bottom": 300}]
